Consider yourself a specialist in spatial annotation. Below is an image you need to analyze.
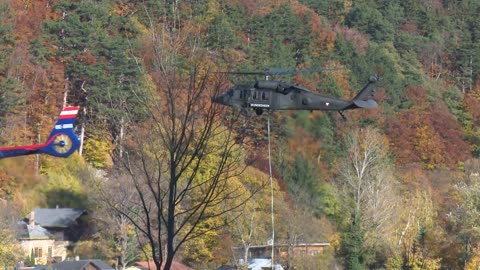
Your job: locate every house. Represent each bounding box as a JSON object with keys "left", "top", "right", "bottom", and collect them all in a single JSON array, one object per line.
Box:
[
  {"left": 17, "top": 208, "right": 86, "bottom": 264},
  {"left": 34, "top": 259, "right": 114, "bottom": 270},
  {"left": 134, "top": 260, "right": 194, "bottom": 270},
  {"left": 233, "top": 242, "right": 330, "bottom": 267}
]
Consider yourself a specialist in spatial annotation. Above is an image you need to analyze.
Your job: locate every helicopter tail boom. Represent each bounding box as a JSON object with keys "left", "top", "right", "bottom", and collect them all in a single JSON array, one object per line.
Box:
[
  {"left": 348, "top": 76, "right": 378, "bottom": 109},
  {"left": 0, "top": 106, "right": 80, "bottom": 159},
  {"left": 353, "top": 76, "right": 378, "bottom": 100}
]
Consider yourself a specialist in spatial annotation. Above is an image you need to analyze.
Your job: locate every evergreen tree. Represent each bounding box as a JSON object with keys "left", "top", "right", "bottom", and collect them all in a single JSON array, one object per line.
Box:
[
  {"left": 346, "top": 2, "right": 395, "bottom": 43},
  {"left": 43, "top": 0, "right": 147, "bottom": 157},
  {"left": 0, "top": 1, "right": 21, "bottom": 124},
  {"left": 205, "top": 12, "right": 240, "bottom": 50},
  {"left": 342, "top": 217, "right": 366, "bottom": 270}
]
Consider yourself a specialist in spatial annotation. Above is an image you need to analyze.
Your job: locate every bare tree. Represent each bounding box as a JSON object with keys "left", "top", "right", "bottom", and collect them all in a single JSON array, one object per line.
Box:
[
  {"left": 336, "top": 128, "right": 400, "bottom": 264},
  {"left": 0, "top": 201, "right": 23, "bottom": 263},
  {"left": 93, "top": 174, "right": 140, "bottom": 270},
  {"left": 102, "top": 13, "right": 248, "bottom": 267},
  {"left": 230, "top": 201, "right": 258, "bottom": 269}
]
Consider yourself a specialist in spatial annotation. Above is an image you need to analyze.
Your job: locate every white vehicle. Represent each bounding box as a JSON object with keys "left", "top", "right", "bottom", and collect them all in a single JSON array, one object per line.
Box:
[{"left": 247, "top": 258, "right": 284, "bottom": 270}]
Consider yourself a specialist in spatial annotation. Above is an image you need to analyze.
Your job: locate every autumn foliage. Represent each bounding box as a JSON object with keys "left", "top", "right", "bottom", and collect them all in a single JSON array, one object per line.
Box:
[{"left": 387, "top": 87, "right": 471, "bottom": 169}]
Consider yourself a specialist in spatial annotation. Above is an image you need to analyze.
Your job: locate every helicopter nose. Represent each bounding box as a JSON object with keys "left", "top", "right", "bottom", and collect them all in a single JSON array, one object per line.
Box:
[{"left": 212, "top": 95, "right": 224, "bottom": 105}]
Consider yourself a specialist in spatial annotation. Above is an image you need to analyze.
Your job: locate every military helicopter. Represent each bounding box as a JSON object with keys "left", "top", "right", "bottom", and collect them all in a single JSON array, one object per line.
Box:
[
  {"left": 0, "top": 106, "right": 80, "bottom": 159},
  {"left": 212, "top": 68, "right": 379, "bottom": 116}
]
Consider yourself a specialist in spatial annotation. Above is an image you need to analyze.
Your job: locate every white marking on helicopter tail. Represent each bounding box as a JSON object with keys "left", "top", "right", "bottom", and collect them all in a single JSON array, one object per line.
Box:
[
  {"left": 55, "top": 123, "right": 74, "bottom": 130},
  {"left": 251, "top": 103, "right": 270, "bottom": 108}
]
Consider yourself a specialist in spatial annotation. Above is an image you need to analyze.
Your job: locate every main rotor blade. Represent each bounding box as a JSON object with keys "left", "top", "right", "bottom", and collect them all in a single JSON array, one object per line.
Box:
[
  {"left": 215, "top": 67, "right": 346, "bottom": 76},
  {"left": 266, "top": 67, "right": 346, "bottom": 75}
]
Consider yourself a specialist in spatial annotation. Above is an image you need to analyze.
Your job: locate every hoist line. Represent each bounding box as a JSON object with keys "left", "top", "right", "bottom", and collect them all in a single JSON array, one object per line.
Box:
[{"left": 267, "top": 113, "right": 275, "bottom": 269}]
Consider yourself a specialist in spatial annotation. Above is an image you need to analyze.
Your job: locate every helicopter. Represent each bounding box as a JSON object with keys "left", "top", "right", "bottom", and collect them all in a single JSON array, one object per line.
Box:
[
  {"left": 212, "top": 68, "right": 379, "bottom": 116},
  {"left": 0, "top": 106, "right": 80, "bottom": 159}
]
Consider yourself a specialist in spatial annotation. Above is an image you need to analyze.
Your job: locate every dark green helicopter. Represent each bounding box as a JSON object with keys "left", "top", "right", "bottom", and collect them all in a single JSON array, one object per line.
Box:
[{"left": 212, "top": 68, "right": 379, "bottom": 116}]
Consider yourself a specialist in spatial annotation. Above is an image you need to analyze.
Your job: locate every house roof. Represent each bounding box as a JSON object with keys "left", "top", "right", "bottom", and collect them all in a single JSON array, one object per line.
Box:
[
  {"left": 16, "top": 222, "right": 54, "bottom": 240},
  {"left": 25, "top": 208, "right": 85, "bottom": 228},
  {"left": 134, "top": 260, "right": 193, "bottom": 270},
  {"left": 49, "top": 260, "right": 114, "bottom": 270},
  {"left": 232, "top": 242, "right": 330, "bottom": 250}
]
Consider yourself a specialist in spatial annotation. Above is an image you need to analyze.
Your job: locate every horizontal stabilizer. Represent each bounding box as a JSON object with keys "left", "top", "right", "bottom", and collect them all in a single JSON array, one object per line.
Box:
[{"left": 353, "top": 99, "right": 378, "bottom": 109}]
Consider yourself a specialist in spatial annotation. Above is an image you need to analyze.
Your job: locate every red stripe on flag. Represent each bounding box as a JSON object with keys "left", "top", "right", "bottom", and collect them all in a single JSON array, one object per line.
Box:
[
  {"left": 58, "top": 115, "right": 77, "bottom": 119},
  {"left": 63, "top": 106, "right": 79, "bottom": 111}
]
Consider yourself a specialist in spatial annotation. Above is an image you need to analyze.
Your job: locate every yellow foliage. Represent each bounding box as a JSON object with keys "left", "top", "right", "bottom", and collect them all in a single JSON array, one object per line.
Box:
[
  {"left": 0, "top": 230, "right": 23, "bottom": 261},
  {"left": 130, "top": 16, "right": 149, "bottom": 34},
  {"left": 205, "top": 0, "right": 221, "bottom": 22},
  {"left": 83, "top": 131, "right": 114, "bottom": 169},
  {"left": 73, "top": 240, "right": 111, "bottom": 259},
  {"left": 414, "top": 123, "right": 444, "bottom": 169}
]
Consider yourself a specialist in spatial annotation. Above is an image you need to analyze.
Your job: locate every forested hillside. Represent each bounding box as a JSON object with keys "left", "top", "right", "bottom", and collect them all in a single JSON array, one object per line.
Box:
[{"left": 1, "top": 0, "right": 480, "bottom": 269}]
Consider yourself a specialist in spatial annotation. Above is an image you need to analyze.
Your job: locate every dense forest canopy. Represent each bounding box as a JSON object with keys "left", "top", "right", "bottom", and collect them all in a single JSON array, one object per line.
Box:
[{"left": 1, "top": 0, "right": 480, "bottom": 269}]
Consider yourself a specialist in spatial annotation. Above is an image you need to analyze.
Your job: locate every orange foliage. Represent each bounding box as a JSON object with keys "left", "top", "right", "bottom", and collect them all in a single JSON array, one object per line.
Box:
[
  {"left": 413, "top": 116, "right": 445, "bottom": 169},
  {"left": 334, "top": 24, "right": 369, "bottom": 55},
  {"left": 396, "top": 164, "right": 433, "bottom": 191},
  {"left": 3, "top": 0, "right": 66, "bottom": 147},
  {"left": 76, "top": 50, "right": 98, "bottom": 65},
  {"left": 405, "top": 86, "right": 429, "bottom": 109},
  {"left": 113, "top": 1, "right": 136, "bottom": 17},
  {"left": 0, "top": 157, "right": 39, "bottom": 209},
  {"left": 400, "top": 20, "right": 419, "bottom": 35},
  {"left": 387, "top": 87, "right": 471, "bottom": 168},
  {"left": 292, "top": 2, "right": 336, "bottom": 54},
  {"left": 430, "top": 104, "right": 471, "bottom": 165},
  {"left": 287, "top": 126, "right": 321, "bottom": 159},
  {"left": 464, "top": 88, "right": 480, "bottom": 125}
]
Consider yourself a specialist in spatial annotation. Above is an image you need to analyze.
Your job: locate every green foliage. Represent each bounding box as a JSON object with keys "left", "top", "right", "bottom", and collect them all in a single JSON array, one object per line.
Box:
[
  {"left": 451, "top": 175, "right": 480, "bottom": 264},
  {"left": 299, "top": 0, "right": 349, "bottom": 23},
  {"left": 29, "top": 39, "right": 53, "bottom": 68},
  {"left": 342, "top": 218, "right": 367, "bottom": 270},
  {"left": 346, "top": 3, "right": 395, "bottom": 43},
  {"left": 73, "top": 239, "right": 111, "bottom": 260},
  {"left": 4, "top": 0, "right": 480, "bottom": 268},
  {"left": 240, "top": 4, "right": 314, "bottom": 68},
  {"left": 318, "top": 182, "right": 341, "bottom": 218},
  {"left": 0, "top": 78, "right": 24, "bottom": 122},
  {"left": 385, "top": 253, "right": 403, "bottom": 270},
  {"left": 43, "top": 0, "right": 147, "bottom": 156},
  {"left": 38, "top": 155, "right": 88, "bottom": 208},
  {"left": 317, "top": 75, "right": 344, "bottom": 97},
  {"left": 27, "top": 249, "right": 35, "bottom": 266},
  {"left": 442, "top": 88, "right": 471, "bottom": 128},
  {"left": 205, "top": 12, "right": 240, "bottom": 50},
  {"left": 363, "top": 43, "right": 410, "bottom": 111},
  {"left": 0, "top": 1, "right": 23, "bottom": 123},
  {"left": 0, "top": 0, "right": 14, "bottom": 75},
  {"left": 288, "top": 154, "right": 321, "bottom": 210}
]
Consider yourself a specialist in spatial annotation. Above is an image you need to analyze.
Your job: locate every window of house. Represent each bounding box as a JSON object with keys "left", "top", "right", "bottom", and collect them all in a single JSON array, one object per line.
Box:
[
  {"left": 310, "top": 250, "right": 319, "bottom": 256},
  {"left": 48, "top": 246, "right": 53, "bottom": 258},
  {"left": 34, "top": 247, "right": 43, "bottom": 258}
]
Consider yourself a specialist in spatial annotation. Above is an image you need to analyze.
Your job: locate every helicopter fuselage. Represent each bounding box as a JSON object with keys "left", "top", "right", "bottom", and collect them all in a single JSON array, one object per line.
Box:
[{"left": 213, "top": 80, "right": 356, "bottom": 114}]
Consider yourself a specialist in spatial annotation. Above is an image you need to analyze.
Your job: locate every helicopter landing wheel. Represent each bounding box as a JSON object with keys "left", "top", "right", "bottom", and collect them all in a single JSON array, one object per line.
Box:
[{"left": 255, "top": 108, "right": 263, "bottom": 115}]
